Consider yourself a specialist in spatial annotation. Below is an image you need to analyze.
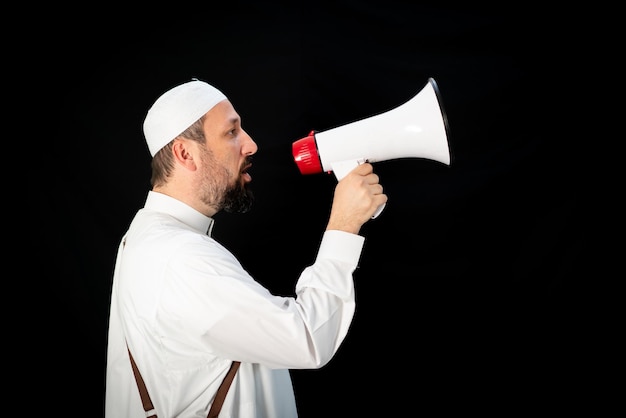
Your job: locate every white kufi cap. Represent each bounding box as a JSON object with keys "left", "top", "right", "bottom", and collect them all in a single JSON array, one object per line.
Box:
[{"left": 143, "top": 79, "right": 227, "bottom": 156}]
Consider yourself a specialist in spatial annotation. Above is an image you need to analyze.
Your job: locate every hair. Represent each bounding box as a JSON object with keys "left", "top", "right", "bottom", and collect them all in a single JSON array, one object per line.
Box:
[{"left": 150, "top": 115, "right": 207, "bottom": 188}]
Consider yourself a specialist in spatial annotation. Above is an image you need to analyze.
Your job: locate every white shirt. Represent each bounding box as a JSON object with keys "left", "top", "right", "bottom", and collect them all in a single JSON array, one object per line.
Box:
[{"left": 105, "top": 191, "right": 364, "bottom": 418}]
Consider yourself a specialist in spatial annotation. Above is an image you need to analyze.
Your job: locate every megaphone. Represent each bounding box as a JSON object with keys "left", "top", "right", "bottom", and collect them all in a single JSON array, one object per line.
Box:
[{"left": 292, "top": 77, "right": 451, "bottom": 218}]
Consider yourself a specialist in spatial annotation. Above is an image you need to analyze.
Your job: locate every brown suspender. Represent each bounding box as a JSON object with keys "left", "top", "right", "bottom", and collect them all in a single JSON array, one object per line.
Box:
[
  {"left": 128, "top": 348, "right": 240, "bottom": 418},
  {"left": 128, "top": 348, "right": 158, "bottom": 418},
  {"left": 207, "top": 360, "right": 241, "bottom": 418}
]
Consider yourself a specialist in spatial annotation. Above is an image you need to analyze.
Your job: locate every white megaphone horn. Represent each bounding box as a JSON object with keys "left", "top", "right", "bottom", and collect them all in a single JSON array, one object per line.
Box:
[{"left": 292, "top": 77, "right": 452, "bottom": 218}]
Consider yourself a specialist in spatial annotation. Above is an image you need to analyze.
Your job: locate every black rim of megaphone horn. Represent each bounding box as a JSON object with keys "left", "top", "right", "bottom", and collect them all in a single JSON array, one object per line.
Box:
[{"left": 428, "top": 77, "right": 454, "bottom": 166}]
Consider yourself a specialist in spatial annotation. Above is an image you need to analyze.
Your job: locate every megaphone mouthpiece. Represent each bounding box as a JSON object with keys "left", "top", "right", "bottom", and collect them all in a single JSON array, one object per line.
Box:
[{"left": 292, "top": 130, "right": 324, "bottom": 175}]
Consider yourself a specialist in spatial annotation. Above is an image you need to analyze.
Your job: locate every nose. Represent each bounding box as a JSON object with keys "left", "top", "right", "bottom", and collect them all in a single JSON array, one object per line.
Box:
[{"left": 242, "top": 129, "right": 258, "bottom": 155}]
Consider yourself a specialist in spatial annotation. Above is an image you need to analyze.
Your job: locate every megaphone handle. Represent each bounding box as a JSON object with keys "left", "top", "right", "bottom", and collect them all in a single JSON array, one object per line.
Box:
[
  {"left": 371, "top": 202, "right": 386, "bottom": 219},
  {"left": 331, "top": 159, "right": 385, "bottom": 219}
]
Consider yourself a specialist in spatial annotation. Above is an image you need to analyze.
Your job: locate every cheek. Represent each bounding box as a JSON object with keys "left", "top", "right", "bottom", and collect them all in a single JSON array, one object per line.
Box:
[
  {"left": 209, "top": 144, "right": 241, "bottom": 177},
  {"left": 217, "top": 153, "right": 240, "bottom": 179}
]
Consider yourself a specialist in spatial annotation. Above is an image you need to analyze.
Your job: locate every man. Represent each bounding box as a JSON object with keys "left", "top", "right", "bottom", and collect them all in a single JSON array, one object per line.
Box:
[{"left": 105, "top": 79, "right": 387, "bottom": 417}]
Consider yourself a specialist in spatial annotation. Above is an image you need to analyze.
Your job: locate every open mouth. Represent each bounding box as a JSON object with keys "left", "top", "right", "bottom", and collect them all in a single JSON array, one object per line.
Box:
[{"left": 241, "top": 163, "right": 252, "bottom": 182}]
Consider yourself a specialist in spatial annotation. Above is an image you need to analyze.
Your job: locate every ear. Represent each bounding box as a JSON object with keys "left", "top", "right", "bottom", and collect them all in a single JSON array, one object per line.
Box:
[{"left": 171, "top": 138, "right": 198, "bottom": 171}]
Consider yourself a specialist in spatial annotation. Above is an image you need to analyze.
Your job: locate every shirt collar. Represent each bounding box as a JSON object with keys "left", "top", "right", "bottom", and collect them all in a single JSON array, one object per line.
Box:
[{"left": 144, "top": 190, "right": 215, "bottom": 236}]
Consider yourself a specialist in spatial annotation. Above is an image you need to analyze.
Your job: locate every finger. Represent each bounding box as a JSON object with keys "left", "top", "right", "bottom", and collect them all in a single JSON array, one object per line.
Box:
[
  {"left": 365, "top": 173, "right": 380, "bottom": 185},
  {"left": 370, "top": 183, "right": 384, "bottom": 195},
  {"left": 354, "top": 162, "right": 373, "bottom": 175}
]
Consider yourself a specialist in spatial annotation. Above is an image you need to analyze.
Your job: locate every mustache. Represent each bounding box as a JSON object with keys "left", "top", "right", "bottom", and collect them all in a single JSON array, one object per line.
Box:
[{"left": 240, "top": 155, "right": 253, "bottom": 173}]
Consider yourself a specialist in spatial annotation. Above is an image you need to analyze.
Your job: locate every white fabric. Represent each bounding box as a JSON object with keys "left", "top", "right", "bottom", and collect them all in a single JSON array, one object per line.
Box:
[
  {"left": 105, "top": 191, "right": 364, "bottom": 418},
  {"left": 143, "top": 80, "right": 227, "bottom": 156}
]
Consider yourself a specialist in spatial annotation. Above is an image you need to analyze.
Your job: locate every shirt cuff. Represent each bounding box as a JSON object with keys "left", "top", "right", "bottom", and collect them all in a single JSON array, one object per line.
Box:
[{"left": 317, "top": 230, "right": 365, "bottom": 266}]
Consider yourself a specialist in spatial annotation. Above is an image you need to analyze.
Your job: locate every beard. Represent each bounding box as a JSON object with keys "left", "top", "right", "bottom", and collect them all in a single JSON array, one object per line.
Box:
[
  {"left": 198, "top": 144, "right": 255, "bottom": 214},
  {"left": 222, "top": 178, "right": 254, "bottom": 214},
  {"left": 200, "top": 147, "right": 254, "bottom": 213}
]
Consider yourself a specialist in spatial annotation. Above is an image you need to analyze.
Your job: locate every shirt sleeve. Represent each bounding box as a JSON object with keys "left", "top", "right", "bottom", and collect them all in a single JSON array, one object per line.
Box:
[{"left": 155, "top": 229, "right": 365, "bottom": 370}]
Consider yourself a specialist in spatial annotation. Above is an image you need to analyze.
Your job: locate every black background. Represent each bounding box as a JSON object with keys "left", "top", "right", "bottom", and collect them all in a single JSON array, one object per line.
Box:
[{"left": 40, "top": 2, "right": 600, "bottom": 416}]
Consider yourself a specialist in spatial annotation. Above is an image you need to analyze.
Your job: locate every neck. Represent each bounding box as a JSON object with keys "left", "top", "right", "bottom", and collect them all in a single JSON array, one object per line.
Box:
[{"left": 153, "top": 184, "right": 219, "bottom": 218}]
